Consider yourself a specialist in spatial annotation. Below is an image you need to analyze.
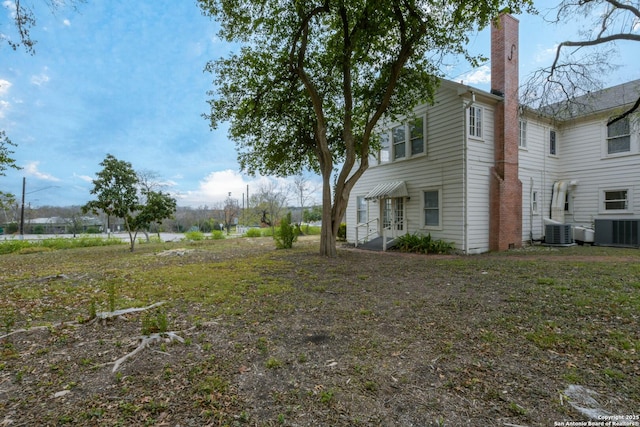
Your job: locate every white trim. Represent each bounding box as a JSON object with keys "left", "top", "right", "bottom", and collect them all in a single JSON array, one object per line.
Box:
[
  {"left": 599, "top": 187, "right": 633, "bottom": 214},
  {"left": 422, "top": 187, "right": 443, "bottom": 230},
  {"left": 468, "top": 106, "right": 484, "bottom": 141}
]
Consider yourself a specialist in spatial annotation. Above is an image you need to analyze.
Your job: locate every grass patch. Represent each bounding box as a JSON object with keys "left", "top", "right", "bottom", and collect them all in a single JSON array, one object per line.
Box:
[{"left": 0, "top": 239, "right": 638, "bottom": 425}]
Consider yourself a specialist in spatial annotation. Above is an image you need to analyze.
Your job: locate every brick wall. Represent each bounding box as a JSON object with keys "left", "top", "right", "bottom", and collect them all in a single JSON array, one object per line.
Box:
[{"left": 489, "top": 14, "right": 523, "bottom": 251}]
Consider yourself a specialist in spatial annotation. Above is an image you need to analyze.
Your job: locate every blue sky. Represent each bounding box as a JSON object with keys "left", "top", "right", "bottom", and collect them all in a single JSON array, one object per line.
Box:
[{"left": 1, "top": 0, "right": 638, "bottom": 208}]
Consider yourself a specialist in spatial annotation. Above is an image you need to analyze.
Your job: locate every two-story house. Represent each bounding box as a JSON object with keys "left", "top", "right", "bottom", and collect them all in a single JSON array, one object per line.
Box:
[{"left": 345, "top": 14, "right": 640, "bottom": 253}]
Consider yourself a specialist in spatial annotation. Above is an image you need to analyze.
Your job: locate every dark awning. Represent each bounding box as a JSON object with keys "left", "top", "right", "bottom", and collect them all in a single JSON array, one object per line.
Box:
[{"left": 364, "top": 181, "right": 409, "bottom": 200}]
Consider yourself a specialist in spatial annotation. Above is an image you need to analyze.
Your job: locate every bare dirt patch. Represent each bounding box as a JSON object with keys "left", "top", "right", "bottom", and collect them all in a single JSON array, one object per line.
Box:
[{"left": 1, "top": 238, "right": 638, "bottom": 426}]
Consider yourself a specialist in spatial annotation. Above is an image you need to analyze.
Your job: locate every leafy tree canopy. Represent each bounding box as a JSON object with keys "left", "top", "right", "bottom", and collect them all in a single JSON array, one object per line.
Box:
[
  {"left": 82, "top": 154, "right": 176, "bottom": 251},
  {"left": 0, "top": 130, "right": 20, "bottom": 177},
  {"left": 200, "top": 0, "right": 533, "bottom": 256}
]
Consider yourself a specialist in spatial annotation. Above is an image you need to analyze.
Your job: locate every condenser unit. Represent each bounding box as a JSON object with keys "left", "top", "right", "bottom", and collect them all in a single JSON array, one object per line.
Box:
[
  {"left": 594, "top": 219, "right": 640, "bottom": 247},
  {"left": 545, "top": 224, "right": 573, "bottom": 245}
]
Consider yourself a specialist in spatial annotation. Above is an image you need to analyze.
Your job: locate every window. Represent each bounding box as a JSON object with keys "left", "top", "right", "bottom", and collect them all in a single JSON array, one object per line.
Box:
[
  {"left": 423, "top": 190, "right": 440, "bottom": 227},
  {"left": 378, "top": 132, "right": 390, "bottom": 164},
  {"left": 549, "top": 130, "right": 557, "bottom": 155},
  {"left": 392, "top": 124, "right": 406, "bottom": 160},
  {"left": 531, "top": 191, "right": 538, "bottom": 214},
  {"left": 468, "top": 106, "right": 483, "bottom": 139},
  {"left": 382, "top": 198, "right": 392, "bottom": 229},
  {"left": 357, "top": 196, "right": 367, "bottom": 224},
  {"left": 607, "top": 117, "right": 630, "bottom": 154},
  {"left": 604, "top": 190, "right": 628, "bottom": 211},
  {"left": 395, "top": 198, "right": 404, "bottom": 230},
  {"left": 409, "top": 117, "right": 425, "bottom": 155},
  {"left": 374, "top": 114, "right": 426, "bottom": 164},
  {"left": 519, "top": 120, "right": 527, "bottom": 148}
]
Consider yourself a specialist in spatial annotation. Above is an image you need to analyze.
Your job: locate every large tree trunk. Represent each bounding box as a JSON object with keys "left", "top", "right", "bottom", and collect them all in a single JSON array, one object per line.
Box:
[{"left": 319, "top": 168, "right": 337, "bottom": 257}]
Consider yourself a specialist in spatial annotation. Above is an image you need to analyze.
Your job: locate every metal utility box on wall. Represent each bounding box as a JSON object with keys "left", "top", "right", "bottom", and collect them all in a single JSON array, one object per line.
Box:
[
  {"left": 545, "top": 224, "right": 573, "bottom": 245},
  {"left": 594, "top": 219, "right": 640, "bottom": 247}
]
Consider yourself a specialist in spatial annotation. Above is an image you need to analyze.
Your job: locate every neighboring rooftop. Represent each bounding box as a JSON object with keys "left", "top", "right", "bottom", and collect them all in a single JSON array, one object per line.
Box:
[{"left": 537, "top": 79, "right": 640, "bottom": 121}]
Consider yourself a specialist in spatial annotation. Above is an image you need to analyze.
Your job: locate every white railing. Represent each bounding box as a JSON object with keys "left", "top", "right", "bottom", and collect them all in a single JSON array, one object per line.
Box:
[
  {"left": 354, "top": 218, "right": 379, "bottom": 247},
  {"left": 381, "top": 219, "right": 408, "bottom": 251}
]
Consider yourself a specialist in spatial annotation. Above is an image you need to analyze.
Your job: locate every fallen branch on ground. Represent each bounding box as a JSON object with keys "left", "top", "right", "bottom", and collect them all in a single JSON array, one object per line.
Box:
[
  {"left": 111, "top": 331, "right": 184, "bottom": 372},
  {"left": 95, "top": 301, "right": 166, "bottom": 321}
]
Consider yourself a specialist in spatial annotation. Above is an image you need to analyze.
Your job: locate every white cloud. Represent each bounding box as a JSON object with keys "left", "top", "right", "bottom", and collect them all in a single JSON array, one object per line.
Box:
[
  {"left": 0, "top": 78, "right": 11, "bottom": 95},
  {"left": 0, "top": 100, "right": 9, "bottom": 118},
  {"left": 73, "top": 173, "right": 93, "bottom": 183},
  {"left": 24, "top": 161, "right": 61, "bottom": 182},
  {"left": 31, "top": 68, "right": 50, "bottom": 86},
  {"left": 534, "top": 44, "right": 559, "bottom": 64},
  {"left": 459, "top": 65, "right": 491, "bottom": 85},
  {"left": 63, "top": 19, "right": 71, "bottom": 26},
  {"left": 0, "top": 79, "right": 12, "bottom": 118},
  {"left": 177, "top": 170, "right": 298, "bottom": 207}
]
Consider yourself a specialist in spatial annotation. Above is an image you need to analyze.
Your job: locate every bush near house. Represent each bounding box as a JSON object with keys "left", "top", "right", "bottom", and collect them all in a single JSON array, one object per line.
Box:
[{"left": 395, "top": 232, "right": 454, "bottom": 254}]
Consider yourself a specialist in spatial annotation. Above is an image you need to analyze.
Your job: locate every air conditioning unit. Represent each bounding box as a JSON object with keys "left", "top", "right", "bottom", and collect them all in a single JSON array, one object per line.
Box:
[
  {"left": 594, "top": 219, "right": 640, "bottom": 247},
  {"left": 545, "top": 224, "right": 573, "bottom": 245}
]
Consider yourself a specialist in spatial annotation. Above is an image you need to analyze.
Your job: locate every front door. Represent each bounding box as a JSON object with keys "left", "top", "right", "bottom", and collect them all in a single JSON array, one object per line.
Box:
[{"left": 380, "top": 197, "right": 405, "bottom": 238}]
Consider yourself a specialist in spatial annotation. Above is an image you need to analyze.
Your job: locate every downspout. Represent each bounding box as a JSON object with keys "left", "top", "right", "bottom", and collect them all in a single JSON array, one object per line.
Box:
[
  {"left": 463, "top": 91, "right": 476, "bottom": 254},
  {"left": 529, "top": 177, "right": 534, "bottom": 245}
]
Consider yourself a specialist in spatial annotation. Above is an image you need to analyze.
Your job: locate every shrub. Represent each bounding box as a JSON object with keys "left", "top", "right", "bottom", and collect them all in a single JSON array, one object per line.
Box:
[
  {"left": 211, "top": 230, "right": 225, "bottom": 240},
  {"left": 337, "top": 223, "right": 346, "bottom": 241},
  {"left": 274, "top": 212, "right": 298, "bottom": 249},
  {"left": 244, "top": 228, "right": 262, "bottom": 238},
  {"left": 184, "top": 230, "right": 205, "bottom": 241},
  {"left": 395, "top": 233, "right": 454, "bottom": 254}
]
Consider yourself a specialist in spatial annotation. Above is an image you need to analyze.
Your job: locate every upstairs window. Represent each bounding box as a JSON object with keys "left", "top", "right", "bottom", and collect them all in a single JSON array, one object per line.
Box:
[
  {"left": 549, "top": 130, "right": 557, "bottom": 155},
  {"left": 373, "top": 114, "right": 426, "bottom": 165},
  {"left": 378, "top": 132, "right": 390, "bottom": 164},
  {"left": 468, "top": 106, "right": 483, "bottom": 139},
  {"left": 392, "top": 124, "right": 406, "bottom": 160},
  {"left": 607, "top": 117, "right": 630, "bottom": 154},
  {"left": 519, "top": 120, "right": 527, "bottom": 148},
  {"left": 409, "top": 117, "right": 425, "bottom": 155}
]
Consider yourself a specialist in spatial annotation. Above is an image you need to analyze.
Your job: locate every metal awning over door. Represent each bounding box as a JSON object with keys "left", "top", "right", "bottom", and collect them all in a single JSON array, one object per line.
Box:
[{"left": 364, "top": 181, "right": 409, "bottom": 200}]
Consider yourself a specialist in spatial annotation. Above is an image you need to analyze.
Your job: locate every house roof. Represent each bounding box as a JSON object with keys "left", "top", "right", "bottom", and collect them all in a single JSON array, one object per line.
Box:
[
  {"left": 364, "top": 181, "right": 409, "bottom": 200},
  {"left": 537, "top": 79, "right": 640, "bottom": 121}
]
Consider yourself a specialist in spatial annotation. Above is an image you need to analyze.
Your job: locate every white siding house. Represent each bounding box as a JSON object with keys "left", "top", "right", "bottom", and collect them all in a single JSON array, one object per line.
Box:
[{"left": 345, "top": 15, "right": 640, "bottom": 253}]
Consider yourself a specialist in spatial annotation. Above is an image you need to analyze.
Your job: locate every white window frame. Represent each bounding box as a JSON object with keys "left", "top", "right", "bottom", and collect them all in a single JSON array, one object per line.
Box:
[
  {"left": 468, "top": 106, "right": 483, "bottom": 140},
  {"left": 373, "top": 114, "right": 427, "bottom": 165},
  {"left": 600, "top": 188, "right": 632, "bottom": 214},
  {"left": 356, "top": 196, "right": 367, "bottom": 224},
  {"left": 549, "top": 129, "right": 557, "bottom": 156},
  {"left": 379, "top": 131, "right": 390, "bottom": 164},
  {"left": 422, "top": 188, "right": 442, "bottom": 230},
  {"left": 519, "top": 120, "right": 527, "bottom": 149},
  {"left": 531, "top": 190, "right": 538, "bottom": 214},
  {"left": 392, "top": 124, "right": 406, "bottom": 160},
  {"left": 409, "top": 116, "right": 425, "bottom": 156},
  {"left": 606, "top": 116, "right": 631, "bottom": 155}
]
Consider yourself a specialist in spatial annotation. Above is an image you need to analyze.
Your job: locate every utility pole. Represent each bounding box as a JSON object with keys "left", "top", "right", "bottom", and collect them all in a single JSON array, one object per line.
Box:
[{"left": 19, "top": 177, "right": 25, "bottom": 239}]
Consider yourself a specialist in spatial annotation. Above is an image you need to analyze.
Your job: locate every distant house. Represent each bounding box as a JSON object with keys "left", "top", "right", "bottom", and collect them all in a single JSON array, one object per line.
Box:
[
  {"left": 26, "top": 216, "right": 103, "bottom": 234},
  {"left": 346, "top": 14, "right": 640, "bottom": 253}
]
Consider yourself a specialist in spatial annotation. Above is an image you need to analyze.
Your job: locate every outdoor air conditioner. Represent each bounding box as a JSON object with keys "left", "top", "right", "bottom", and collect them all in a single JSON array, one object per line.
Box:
[
  {"left": 545, "top": 224, "right": 573, "bottom": 245},
  {"left": 594, "top": 219, "right": 640, "bottom": 247}
]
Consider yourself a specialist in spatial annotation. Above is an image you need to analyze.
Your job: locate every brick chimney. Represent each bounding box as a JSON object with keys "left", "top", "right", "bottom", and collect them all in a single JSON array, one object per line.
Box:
[{"left": 489, "top": 14, "right": 522, "bottom": 251}]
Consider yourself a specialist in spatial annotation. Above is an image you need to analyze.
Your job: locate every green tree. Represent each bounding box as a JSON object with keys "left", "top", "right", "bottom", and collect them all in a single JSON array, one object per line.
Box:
[
  {"left": 200, "top": 0, "right": 532, "bottom": 257},
  {"left": 2, "top": 0, "right": 84, "bottom": 54},
  {"left": 274, "top": 211, "right": 298, "bottom": 249},
  {"left": 82, "top": 154, "right": 176, "bottom": 251},
  {"left": 0, "top": 131, "right": 21, "bottom": 216}
]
